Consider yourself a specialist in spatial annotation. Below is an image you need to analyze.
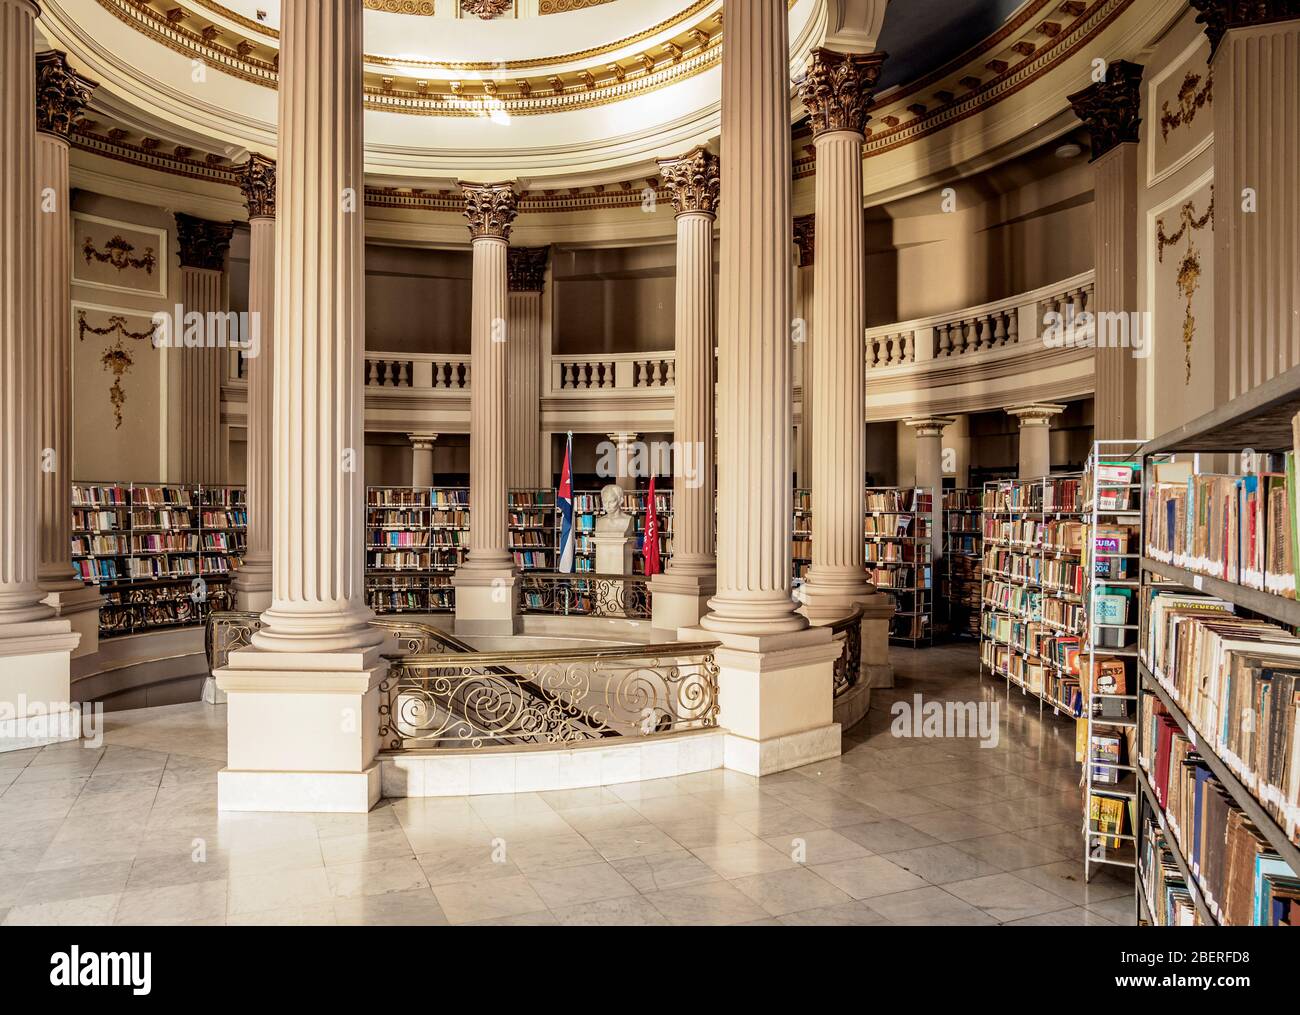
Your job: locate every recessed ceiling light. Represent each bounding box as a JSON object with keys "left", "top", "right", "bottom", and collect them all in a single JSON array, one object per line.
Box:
[{"left": 1054, "top": 142, "right": 1083, "bottom": 159}]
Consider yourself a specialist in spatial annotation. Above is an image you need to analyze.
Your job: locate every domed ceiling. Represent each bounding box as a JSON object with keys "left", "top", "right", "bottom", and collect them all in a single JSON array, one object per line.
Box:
[{"left": 39, "top": 0, "right": 1130, "bottom": 190}]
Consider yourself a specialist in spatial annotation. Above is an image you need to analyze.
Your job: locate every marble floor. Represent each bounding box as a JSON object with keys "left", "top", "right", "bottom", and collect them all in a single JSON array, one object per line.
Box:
[{"left": 0, "top": 643, "right": 1137, "bottom": 926}]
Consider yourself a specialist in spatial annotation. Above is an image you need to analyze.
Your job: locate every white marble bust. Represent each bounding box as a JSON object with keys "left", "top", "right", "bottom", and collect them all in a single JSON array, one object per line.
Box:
[{"left": 595, "top": 484, "right": 632, "bottom": 536}]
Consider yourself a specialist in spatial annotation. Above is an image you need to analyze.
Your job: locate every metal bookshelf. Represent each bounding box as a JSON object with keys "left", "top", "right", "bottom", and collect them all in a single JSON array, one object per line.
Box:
[
  {"left": 1132, "top": 362, "right": 1300, "bottom": 926},
  {"left": 364, "top": 486, "right": 468, "bottom": 614},
  {"left": 942, "top": 488, "right": 982, "bottom": 639},
  {"left": 1080, "top": 440, "right": 1144, "bottom": 885},
  {"left": 792, "top": 488, "right": 812, "bottom": 581},
  {"left": 978, "top": 473, "right": 1086, "bottom": 716},
  {"left": 865, "top": 486, "right": 933, "bottom": 646}
]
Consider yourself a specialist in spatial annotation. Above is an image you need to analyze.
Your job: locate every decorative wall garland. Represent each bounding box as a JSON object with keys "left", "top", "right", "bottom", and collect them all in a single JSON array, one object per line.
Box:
[
  {"left": 77, "top": 312, "right": 159, "bottom": 428},
  {"left": 1159, "top": 70, "right": 1213, "bottom": 140},
  {"left": 1156, "top": 191, "right": 1214, "bottom": 385},
  {"left": 82, "top": 234, "right": 157, "bottom": 274}
]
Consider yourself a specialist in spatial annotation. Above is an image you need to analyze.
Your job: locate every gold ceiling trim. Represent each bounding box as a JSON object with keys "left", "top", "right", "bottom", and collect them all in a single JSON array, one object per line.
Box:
[
  {"left": 94, "top": 0, "right": 724, "bottom": 114},
  {"left": 539, "top": 0, "right": 618, "bottom": 13},
  {"left": 179, "top": 0, "right": 715, "bottom": 70}
]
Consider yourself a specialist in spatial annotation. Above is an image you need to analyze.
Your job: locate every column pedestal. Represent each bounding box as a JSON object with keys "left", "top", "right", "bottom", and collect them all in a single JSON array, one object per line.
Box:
[
  {"left": 217, "top": 647, "right": 387, "bottom": 812},
  {"left": 593, "top": 531, "right": 633, "bottom": 575}
]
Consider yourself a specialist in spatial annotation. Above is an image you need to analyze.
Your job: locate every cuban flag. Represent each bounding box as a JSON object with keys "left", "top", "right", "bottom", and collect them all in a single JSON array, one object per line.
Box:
[{"left": 557, "top": 433, "right": 576, "bottom": 573}]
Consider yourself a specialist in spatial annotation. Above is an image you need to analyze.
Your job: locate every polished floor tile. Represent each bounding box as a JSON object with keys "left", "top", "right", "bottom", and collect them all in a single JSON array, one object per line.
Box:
[{"left": 0, "top": 645, "right": 1132, "bottom": 926}]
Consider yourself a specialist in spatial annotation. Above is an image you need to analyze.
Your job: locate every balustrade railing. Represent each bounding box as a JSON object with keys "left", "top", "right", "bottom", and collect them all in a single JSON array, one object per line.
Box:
[
  {"left": 520, "top": 573, "right": 650, "bottom": 619},
  {"left": 364, "top": 353, "right": 471, "bottom": 390},
  {"left": 863, "top": 270, "right": 1095, "bottom": 370},
  {"left": 830, "top": 607, "right": 863, "bottom": 699},
  {"left": 378, "top": 640, "right": 721, "bottom": 751},
  {"left": 552, "top": 352, "right": 676, "bottom": 392}
]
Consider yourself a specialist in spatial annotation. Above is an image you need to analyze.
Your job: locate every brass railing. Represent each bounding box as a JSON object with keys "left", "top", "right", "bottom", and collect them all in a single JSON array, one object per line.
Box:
[
  {"left": 519, "top": 572, "right": 651, "bottom": 619},
  {"left": 378, "top": 641, "right": 721, "bottom": 751},
  {"left": 205, "top": 610, "right": 263, "bottom": 673},
  {"left": 830, "top": 607, "right": 863, "bottom": 699}
]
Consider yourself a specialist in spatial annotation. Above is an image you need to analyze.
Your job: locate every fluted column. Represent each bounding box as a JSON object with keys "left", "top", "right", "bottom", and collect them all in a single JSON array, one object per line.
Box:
[
  {"left": 409, "top": 433, "right": 437, "bottom": 487},
  {"left": 216, "top": 0, "right": 387, "bottom": 813},
  {"left": 797, "top": 47, "right": 887, "bottom": 625},
  {"left": 1192, "top": 3, "right": 1300, "bottom": 400},
  {"left": 34, "top": 50, "right": 101, "bottom": 658},
  {"left": 692, "top": 0, "right": 841, "bottom": 777},
  {"left": 793, "top": 215, "right": 815, "bottom": 488},
  {"left": 702, "top": 0, "right": 806, "bottom": 637},
  {"left": 650, "top": 147, "right": 718, "bottom": 631},
  {"left": 175, "top": 213, "right": 234, "bottom": 485},
  {"left": 231, "top": 155, "right": 276, "bottom": 614},
  {"left": 507, "top": 247, "right": 547, "bottom": 489},
  {"left": 453, "top": 182, "right": 521, "bottom": 637},
  {"left": 906, "top": 416, "right": 955, "bottom": 559},
  {"left": 1068, "top": 61, "right": 1142, "bottom": 440},
  {"left": 1008, "top": 403, "right": 1065, "bottom": 478},
  {"left": 0, "top": 0, "right": 81, "bottom": 751}
]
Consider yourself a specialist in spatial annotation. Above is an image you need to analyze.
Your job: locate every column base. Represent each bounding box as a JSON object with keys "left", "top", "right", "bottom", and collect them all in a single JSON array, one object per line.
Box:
[
  {"left": 679, "top": 623, "right": 843, "bottom": 776},
  {"left": 214, "top": 643, "right": 390, "bottom": 813},
  {"left": 799, "top": 587, "right": 895, "bottom": 690},
  {"left": 202, "top": 677, "right": 227, "bottom": 706},
  {"left": 233, "top": 560, "right": 272, "bottom": 613},
  {"left": 218, "top": 765, "right": 381, "bottom": 813},
  {"left": 452, "top": 568, "right": 521, "bottom": 638},
  {"left": 649, "top": 571, "right": 715, "bottom": 633},
  {"left": 41, "top": 583, "right": 104, "bottom": 660},
  {"left": 0, "top": 618, "right": 82, "bottom": 753}
]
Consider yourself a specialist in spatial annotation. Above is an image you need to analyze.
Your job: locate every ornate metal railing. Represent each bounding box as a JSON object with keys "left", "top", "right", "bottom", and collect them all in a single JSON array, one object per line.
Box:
[
  {"left": 830, "top": 608, "right": 863, "bottom": 699},
  {"left": 519, "top": 573, "right": 651, "bottom": 619},
  {"left": 378, "top": 641, "right": 721, "bottom": 751},
  {"left": 204, "top": 610, "right": 263, "bottom": 673}
]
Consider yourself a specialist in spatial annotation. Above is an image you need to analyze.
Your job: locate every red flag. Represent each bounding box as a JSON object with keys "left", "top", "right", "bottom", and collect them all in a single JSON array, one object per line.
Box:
[{"left": 643, "top": 474, "right": 662, "bottom": 576}]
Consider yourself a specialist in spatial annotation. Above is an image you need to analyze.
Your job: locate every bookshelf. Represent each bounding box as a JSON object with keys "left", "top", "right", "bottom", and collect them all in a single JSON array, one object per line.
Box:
[
  {"left": 625, "top": 486, "right": 673, "bottom": 575},
  {"left": 1079, "top": 441, "right": 1144, "bottom": 883},
  {"left": 364, "top": 486, "right": 468, "bottom": 614},
  {"left": 508, "top": 489, "right": 556, "bottom": 572},
  {"left": 792, "top": 488, "right": 812, "bottom": 581},
  {"left": 865, "top": 487, "right": 933, "bottom": 646},
  {"left": 1132, "top": 372, "right": 1300, "bottom": 925},
  {"left": 72, "top": 481, "right": 245, "bottom": 637},
  {"left": 978, "top": 473, "right": 1087, "bottom": 715},
  {"left": 942, "top": 488, "right": 982, "bottom": 639}
]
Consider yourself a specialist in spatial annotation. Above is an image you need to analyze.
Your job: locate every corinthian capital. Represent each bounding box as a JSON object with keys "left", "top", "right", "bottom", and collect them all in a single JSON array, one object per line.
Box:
[
  {"left": 1190, "top": 0, "right": 1300, "bottom": 54},
  {"left": 798, "top": 48, "right": 886, "bottom": 139},
  {"left": 656, "top": 146, "right": 720, "bottom": 217},
  {"left": 508, "top": 246, "right": 549, "bottom": 292},
  {"left": 1067, "top": 60, "right": 1144, "bottom": 161},
  {"left": 237, "top": 154, "right": 277, "bottom": 219},
  {"left": 461, "top": 182, "right": 520, "bottom": 241},
  {"left": 35, "top": 50, "right": 97, "bottom": 140}
]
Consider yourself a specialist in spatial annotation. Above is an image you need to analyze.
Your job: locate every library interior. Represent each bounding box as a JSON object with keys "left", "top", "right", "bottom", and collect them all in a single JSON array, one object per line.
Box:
[{"left": 0, "top": 0, "right": 1297, "bottom": 933}]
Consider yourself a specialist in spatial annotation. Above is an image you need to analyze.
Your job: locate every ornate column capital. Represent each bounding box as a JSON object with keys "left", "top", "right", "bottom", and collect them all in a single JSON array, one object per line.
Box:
[
  {"left": 460, "top": 181, "right": 519, "bottom": 241},
  {"left": 793, "top": 214, "right": 816, "bottom": 267},
  {"left": 798, "top": 48, "right": 887, "bottom": 139},
  {"left": 905, "top": 416, "right": 956, "bottom": 439},
  {"left": 1191, "top": 0, "right": 1300, "bottom": 54},
  {"left": 237, "top": 153, "right": 277, "bottom": 219},
  {"left": 408, "top": 432, "right": 439, "bottom": 450},
  {"left": 656, "top": 146, "right": 720, "bottom": 217},
  {"left": 1006, "top": 402, "right": 1066, "bottom": 427},
  {"left": 175, "top": 213, "right": 235, "bottom": 271},
  {"left": 35, "top": 50, "right": 97, "bottom": 140},
  {"left": 507, "top": 246, "right": 549, "bottom": 292},
  {"left": 1067, "top": 60, "right": 1145, "bottom": 161},
  {"left": 607, "top": 431, "right": 639, "bottom": 447}
]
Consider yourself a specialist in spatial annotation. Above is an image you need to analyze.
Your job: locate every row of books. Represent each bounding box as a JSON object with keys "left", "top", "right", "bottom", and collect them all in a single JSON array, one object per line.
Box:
[
  {"left": 871, "top": 565, "right": 930, "bottom": 590},
  {"left": 366, "top": 488, "right": 469, "bottom": 507},
  {"left": 1144, "top": 591, "right": 1300, "bottom": 844},
  {"left": 1145, "top": 460, "right": 1296, "bottom": 597},
  {"left": 1141, "top": 816, "right": 1205, "bottom": 925},
  {"left": 1140, "top": 692, "right": 1297, "bottom": 924},
  {"left": 865, "top": 489, "right": 932, "bottom": 513},
  {"left": 864, "top": 513, "right": 928, "bottom": 537},
  {"left": 368, "top": 550, "right": 466, "bottom": 571}
]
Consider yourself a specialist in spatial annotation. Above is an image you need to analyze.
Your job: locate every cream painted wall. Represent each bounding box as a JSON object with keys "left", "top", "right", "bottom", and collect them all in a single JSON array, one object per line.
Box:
[{"left": 1136, "top": 9, "right": 1217, "bottom": 441}]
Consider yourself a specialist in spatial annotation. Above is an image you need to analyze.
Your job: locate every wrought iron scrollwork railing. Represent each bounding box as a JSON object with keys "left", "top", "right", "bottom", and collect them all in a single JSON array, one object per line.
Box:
[
  {"left": 205, "top": 610, "right": 263, "bottom": 673},
  {"left": 519, "top": 573, "right": 650, "bottom": 619},
  {"left": 378, "top": 641, "right": 721, "bottom": 751},
  {"left": 830, "top": 608, "right": 863, "bottom": 699}
]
